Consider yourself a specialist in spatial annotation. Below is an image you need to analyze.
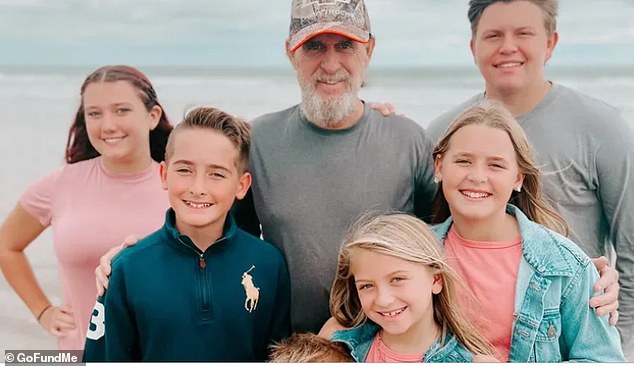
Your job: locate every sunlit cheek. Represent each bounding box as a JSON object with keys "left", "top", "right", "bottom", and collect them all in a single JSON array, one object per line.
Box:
[
  {"left": 441, "top": 182, "right": 454, "bottom": 199},
  {"left": 84, "top": 123, "right": 101, "bottom": 145},
  {"left": 169, "top": 177, "right": 190, "bottom": 194},
  {"left": 143, "top": 115, "right": 156, "bottom": 133},
  {"left": 297, "top": 70, "right": 314, "bottom": 90},
  {"left": 354, "top": 59, "right": 367, "bottom": 85},
  {"left": 351, "top": 73, "right": 363, "bottom": 90},
  {"left": 140, "top": 124, "right": 153, "bottom": 141},
  {"left": 357, "top": 291, "right": 375, "bottom": 312}
]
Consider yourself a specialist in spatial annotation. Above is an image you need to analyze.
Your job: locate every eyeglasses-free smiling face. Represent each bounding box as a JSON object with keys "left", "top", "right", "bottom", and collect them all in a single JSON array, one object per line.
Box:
[
  {"left": 435, "top": 124, "right": 523, "bottom": 228},
  {"left": 350, "top": 249, "right": 442, "bottom": 343},
  {"left": 160, "top": 128, "right": 250, "bottom": 243},
  {"left": 470, "top": 0, "right": 558, "bottom": 99},
  {"left": 83, "top": 80, "right": 161, "bottom": 173}
]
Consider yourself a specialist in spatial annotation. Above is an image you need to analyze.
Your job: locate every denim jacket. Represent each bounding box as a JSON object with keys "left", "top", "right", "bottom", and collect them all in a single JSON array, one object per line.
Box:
[
  {"left": 331, "top": 322, "right": 474, "bottom": 362},
  {"left": 433, "top": 204, "right": 625, "bottom": 362}
]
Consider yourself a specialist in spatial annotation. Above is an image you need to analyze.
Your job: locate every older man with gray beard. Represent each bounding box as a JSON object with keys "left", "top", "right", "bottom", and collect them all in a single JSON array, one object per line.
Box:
[{"left": 233, "top": 0, "right": 437, "bottom": 333}]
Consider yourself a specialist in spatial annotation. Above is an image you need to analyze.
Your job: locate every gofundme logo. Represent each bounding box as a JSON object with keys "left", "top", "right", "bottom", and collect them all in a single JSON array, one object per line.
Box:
[{"left": 4, "top": 350, "right": 83, "bottom": 364}]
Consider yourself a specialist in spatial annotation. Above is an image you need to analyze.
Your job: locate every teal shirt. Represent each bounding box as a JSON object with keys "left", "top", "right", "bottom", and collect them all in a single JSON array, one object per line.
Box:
[
  {"left": 83, "top": 209, "right": 291, "bottom": 361},
  {"left": 433, "top": 204, "right": 624, "bottom": 362}
]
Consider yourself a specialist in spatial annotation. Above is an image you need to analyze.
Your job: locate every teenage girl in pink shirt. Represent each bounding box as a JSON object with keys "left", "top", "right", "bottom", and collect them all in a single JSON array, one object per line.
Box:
[{"left": 0, "top": 65, "right": 172, "bottom": 350}]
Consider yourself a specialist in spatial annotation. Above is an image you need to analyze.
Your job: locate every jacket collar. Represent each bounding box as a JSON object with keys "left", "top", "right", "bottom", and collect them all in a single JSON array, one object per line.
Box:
[
  {"left": 432, "top": 204, "right": 576, "bottom": 277},
  {"left": 332, "top": 322, "right": 470, "bottom": 362},
  {"left": 162, "top": 208, "right": 238, "bottom": 253}
]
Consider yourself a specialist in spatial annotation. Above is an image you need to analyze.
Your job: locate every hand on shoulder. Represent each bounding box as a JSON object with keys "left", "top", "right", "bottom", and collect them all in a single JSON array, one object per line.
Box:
[
  {"left": 95, "top": 234, "right": 140, "bottom": 295},
  {"left": 369, "top": 101, "right": 399, "bottom": 117},
  {"left": 590, "top": 256, "right": 620, "bottom": 325}
]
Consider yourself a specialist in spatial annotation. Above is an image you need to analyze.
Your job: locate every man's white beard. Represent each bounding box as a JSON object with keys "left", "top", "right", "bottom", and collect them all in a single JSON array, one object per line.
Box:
[{"left": 299, "top": 71, "right": 361, "bottom": 129}]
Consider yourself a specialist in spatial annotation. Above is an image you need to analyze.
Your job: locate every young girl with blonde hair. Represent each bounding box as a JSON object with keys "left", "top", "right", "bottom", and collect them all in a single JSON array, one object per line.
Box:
[
  {"left": 431, "top": 100, "right": 624, "bottom": 362},
  {"left": 319, "top": 213, "right": 493, "bottom": 362}
]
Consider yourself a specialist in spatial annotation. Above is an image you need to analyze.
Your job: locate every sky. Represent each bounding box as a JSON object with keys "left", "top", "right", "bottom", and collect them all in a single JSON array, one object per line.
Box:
[{"left": 1, "top": 0, "right": 633, "bottom": 68}]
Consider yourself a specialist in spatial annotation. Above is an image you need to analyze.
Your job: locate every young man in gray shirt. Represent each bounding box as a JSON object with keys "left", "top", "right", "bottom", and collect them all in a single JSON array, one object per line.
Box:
[{"left": 427, "top": 0, "right": 633, "bottom": 358}]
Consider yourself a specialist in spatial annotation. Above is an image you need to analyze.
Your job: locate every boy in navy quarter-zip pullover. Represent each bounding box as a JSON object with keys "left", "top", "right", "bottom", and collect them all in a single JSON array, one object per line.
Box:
[{"left": 83, "top": 107, "right": 291, "bottom": 362}]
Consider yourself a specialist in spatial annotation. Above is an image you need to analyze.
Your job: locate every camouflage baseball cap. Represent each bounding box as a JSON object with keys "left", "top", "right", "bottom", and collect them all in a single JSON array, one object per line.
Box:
[{"left": 288, "top": 0, "right": 371, "bottom": 52}]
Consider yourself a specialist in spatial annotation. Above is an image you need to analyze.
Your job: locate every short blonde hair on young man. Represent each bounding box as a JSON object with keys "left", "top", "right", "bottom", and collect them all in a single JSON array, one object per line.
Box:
[
  {"left": 329, "top": 213, "right": 493, "bottom": 357},
  {"left": 164, "top": 107, "right": 251, "bottom": 172},
  {"left": 268, "top": 333, "right": 352, "bottom": 363}
]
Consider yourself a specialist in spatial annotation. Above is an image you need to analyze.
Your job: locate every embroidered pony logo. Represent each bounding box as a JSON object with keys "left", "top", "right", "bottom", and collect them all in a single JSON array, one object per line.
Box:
[{"left": 241, "top": 265, "right": 260, "bottom": 312}]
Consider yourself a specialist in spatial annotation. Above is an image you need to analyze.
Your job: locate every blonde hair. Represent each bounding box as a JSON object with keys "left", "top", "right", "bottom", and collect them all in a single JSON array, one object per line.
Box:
[
  {"left": 268, "top": 333, "right": 352, "bottom": 363},
  {"left": 329, "top": 213, "right": 493, "bottom": 356},
  {"left": 431, "top": 100, "right": 569, "bottom": 236},
  {"left": 468, "top": 0, "right": 559, "bottom": 37},
  {"left": 165, "top": 107, "right": 251, "bottom": 172}
]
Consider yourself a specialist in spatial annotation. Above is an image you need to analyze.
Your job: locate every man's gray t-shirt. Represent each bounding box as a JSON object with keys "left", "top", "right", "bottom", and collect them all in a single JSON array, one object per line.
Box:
[
  {"left": 427, "top": 83, "right": 634, "bottom": 356},
  {"left": 235, "top": 103, "right": 436, "bottom": 332}
]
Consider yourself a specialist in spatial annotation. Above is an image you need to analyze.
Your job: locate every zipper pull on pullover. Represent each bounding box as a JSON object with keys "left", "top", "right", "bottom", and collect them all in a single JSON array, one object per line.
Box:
[{"left": 199, "top": 254, "right": 206, "bottom": 269}]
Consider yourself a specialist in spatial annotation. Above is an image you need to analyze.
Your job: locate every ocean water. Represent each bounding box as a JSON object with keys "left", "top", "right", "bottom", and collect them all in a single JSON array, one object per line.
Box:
[
  {"left": 1, "top": 64, "right": 634, "bottom": 356},
  {"left": 3, "top": 0, "right": 634, "bottom": 67}
]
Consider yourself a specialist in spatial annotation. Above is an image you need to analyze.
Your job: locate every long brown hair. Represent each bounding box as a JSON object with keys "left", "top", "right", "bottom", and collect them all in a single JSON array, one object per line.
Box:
[
  {"left": 431, "top": 100, "right": 569, "bottom": 235},
  {"left": 65, "top": 65, "right": 172, "bottom": 164},
  {"left": 329, "top": 213, "right": 493, "bottom": 356}
]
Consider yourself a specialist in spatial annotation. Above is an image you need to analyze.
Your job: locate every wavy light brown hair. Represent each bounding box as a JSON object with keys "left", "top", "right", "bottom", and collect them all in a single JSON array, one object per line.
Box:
[
  {"left": 65, "top": 65, "right": 172, "bottom": 164},
  {"left": 268, "top": 333, "right": 352, "bottom": 362},
  {"left": 431, "top": 100, "right": 569, "bottom": 235},
  {"left": 329, "top": 213, "right": 493, "bottom": 356},
  {"left": 165, "top": 107, "right": 251, "bottom": 173},
  {"left": 468, "top": 0, "right": 559, "bottom": 37}
]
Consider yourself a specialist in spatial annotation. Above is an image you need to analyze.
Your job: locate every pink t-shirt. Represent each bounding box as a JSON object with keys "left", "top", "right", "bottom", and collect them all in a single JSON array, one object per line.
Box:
[
  {"left": 365, "top": 332, "right": 424, "bottom": 362},
  {"left": 444, "top": 225, "right": 522, "bottom": 362},
  {"left": 19, "top": 157, "right": 168, "bottom": 350}
]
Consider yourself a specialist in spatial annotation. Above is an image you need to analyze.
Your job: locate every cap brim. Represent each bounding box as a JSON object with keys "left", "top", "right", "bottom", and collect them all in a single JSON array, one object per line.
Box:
[{"left": 289, "top": 23, "right": 370, "bottom": 52}]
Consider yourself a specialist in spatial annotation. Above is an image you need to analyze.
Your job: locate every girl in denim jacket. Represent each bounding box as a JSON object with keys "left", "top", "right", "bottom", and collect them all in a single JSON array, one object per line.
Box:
[
  {"left": 319, "top": 213, "right": 494, "bottom": 362},
  {"left": 431, "top": 100, "right": 624, "bottom": 362}
]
